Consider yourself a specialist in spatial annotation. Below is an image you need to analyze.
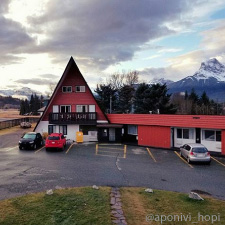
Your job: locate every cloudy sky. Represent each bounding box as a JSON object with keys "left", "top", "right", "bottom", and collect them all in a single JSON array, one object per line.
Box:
[{"left": 1, "top": 0, "right": 225, "bottom": 95}]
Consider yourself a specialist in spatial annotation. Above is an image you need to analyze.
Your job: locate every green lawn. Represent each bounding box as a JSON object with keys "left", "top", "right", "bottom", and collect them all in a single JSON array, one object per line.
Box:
[
  {"left": 0, "top": 187, "right": 112, "bottom": 225},
  {"left": 1, "top": 187, "right": 225, "bottom": 225}
]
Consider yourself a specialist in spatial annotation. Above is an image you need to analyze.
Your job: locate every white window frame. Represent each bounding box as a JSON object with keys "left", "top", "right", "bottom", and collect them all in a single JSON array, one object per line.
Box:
[
  {"left": 60, "top": 105, "right": 71, "bottom": 113},
  {"left": 75, "top": 86, "right": 85, "bottom": 92},
  {"left": 176, "top": 128, "right": 194, "bottom": 140},
  {"left": 89, "top": 105, "right": 96, "bottom": 112},
  {"left": 62, "top": 86, "right": 72, "bottom": 93},
  {"left": 202, "top": 129, "right": 221, "bottom": 142},
  {"left": 76, "top": 105, "right": 88, "bottom": 113}
]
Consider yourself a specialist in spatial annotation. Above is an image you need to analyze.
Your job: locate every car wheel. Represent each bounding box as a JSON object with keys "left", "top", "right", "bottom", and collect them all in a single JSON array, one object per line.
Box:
[
  {"left": 187, "top": 157, "right": 191, "bottom": 164},
  {"left": 46, "top": 148, "right": 49, "bottom": 151},
  {"left": 19, "top": 146, "right": 22, "bottom": 150},
  {"left": 206, "top": 161, "right": 211, "bottom": 165},
  {"left": 179, "top": 151, "right": 182, "bottom": 157},
  {"left": 33, "top": 144, "right": 37, "bottom": 150},
  {"left": 40, "top": 140, "right": 43, "bottom": 146}
]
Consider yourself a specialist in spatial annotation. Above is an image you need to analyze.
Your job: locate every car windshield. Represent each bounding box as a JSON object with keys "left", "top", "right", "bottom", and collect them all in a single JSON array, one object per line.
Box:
[
  {"left": 23, "top": 133, "right": 36, "bottom": 140},
  {"left": 192, "top": 147, "right": 207, "bottom": 153},
  {"left": 48, "top": 136, "right": 60, "bottom": 140}
]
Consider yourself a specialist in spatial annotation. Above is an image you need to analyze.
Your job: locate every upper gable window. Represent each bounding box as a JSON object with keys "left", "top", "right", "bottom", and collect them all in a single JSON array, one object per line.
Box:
[
  {"left": 62, "top": 86, "right": 72, "bottom": 93},
  {"left": 75, "top": 86, "right": 85, "bottom": 92}
]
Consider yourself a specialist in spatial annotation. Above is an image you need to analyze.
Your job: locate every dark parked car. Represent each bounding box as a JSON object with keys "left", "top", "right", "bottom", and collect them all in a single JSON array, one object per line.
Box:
[{"left": 19, "top": 132, "right": 43, "bottom": 150}]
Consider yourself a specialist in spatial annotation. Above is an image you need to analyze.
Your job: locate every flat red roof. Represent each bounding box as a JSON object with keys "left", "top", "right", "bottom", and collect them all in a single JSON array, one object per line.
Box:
[{"left": 107, "top": 114, "right": 225, "bottom": 129}]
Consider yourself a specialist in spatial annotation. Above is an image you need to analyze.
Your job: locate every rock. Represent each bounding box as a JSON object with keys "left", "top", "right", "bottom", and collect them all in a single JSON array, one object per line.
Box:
[
  {"left": 46, "top": 189, "right": 53, "bottom": 195},
  {"left": 55, "top": 185, "right": 62, "bottom": 189},
  {"left": 145, "top": 188, "right": 153, "bottom": 193},
  {"left": 189, "top": 192, "right": 204, "bottom": 201},
  {"left": 92, "top": 185, "right": 99, "bottom": 190}
]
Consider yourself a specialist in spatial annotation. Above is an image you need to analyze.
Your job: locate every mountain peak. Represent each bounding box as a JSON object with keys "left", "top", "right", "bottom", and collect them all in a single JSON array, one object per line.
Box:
[{"left": 200, "top": 58, "right": 225, "bottom": 73}]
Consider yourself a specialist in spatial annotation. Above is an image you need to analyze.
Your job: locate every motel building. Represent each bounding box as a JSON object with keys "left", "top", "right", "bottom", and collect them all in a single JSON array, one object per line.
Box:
[{"left": 34, "top": 57, "right": 225, "bottom": 156}]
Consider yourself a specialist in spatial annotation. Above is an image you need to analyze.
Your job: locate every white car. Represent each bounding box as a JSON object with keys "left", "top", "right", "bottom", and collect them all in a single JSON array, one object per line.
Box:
[{"left": 180, "top": 143, "right": 211, "bottom": 164}]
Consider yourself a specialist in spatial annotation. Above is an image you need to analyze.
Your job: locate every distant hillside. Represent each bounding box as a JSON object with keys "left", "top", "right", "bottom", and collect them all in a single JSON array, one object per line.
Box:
[{"left": 0, "top": 95, "right": 20, "bottom": 109}]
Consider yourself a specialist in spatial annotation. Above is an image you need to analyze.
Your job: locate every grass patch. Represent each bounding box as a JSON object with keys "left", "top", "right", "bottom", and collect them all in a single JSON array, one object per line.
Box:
[
  {"left": 0, "top": 187, "right": 112, "bottom": 225},
  {"left": 121, "top": 188, "right": 225, "bottom": 225}
]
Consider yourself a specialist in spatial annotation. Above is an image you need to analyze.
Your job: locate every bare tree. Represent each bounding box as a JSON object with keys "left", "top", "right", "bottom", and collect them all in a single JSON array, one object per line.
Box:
[{"left": 125, "top": 71, "right": 139, "bottom": 85}]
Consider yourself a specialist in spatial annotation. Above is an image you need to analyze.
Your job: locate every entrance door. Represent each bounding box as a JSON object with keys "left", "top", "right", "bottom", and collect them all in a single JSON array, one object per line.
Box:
[
  {"left": 196, "top": 128, "right": 201, "bottom": 143},
  {"left": 109, "top": 128, "right": 116, "bottom": 142}
]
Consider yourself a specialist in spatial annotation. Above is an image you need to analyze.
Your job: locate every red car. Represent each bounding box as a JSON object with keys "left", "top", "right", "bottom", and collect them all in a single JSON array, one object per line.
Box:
[{"left": 45, "top": 133, "right": 66, "bottom": 151}]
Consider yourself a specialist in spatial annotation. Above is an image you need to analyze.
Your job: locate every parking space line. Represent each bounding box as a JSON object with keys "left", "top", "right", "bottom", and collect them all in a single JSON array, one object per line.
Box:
[
  {"left": 65, "top": 143, "right": 76, "bottom": 154},
  {"left": 35, "top": 146, "right": 45, "bottom": 154},
  {"left": 96, "top": 154, "right": 124, "bottom": 159},
  {"left": 174, "top": 151, "right": 194, "bottom": 168},
  {"left": 146, "top": 148, "right": 157, "bottom": 162},
  {"left": 211, "top": 156, "right": 225, "bottom": 168}
]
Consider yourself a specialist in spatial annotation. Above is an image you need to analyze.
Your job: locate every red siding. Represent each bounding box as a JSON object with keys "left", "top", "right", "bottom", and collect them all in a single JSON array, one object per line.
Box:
[
  {"left": 138, "top": 125, "right": 171, "bottom": 148},
  {"left": 222, "top": 130, "right": 225, "bottom": 155},
  {"left": 107, "top": 114, "right": 225, "bottom": 129},
  {"left": 42, "top": 58, "right": 107, "bottom": 121}
]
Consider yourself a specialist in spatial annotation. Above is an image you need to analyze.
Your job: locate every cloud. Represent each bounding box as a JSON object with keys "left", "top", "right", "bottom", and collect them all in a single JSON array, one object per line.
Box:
[
  {"left": 27, "top": 0, "right": 210, "bottom": 70},
  {"left": 0, "top": 1, "right": 34, "bottom": 65},
  {"left": 15, "top": 78, "right": 56, "bottom": 86}
]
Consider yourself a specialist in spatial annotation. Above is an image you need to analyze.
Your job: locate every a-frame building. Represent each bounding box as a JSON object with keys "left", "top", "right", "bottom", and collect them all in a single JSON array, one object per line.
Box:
[{"left": 34, "top": 57, "right": 109, "bottom": 141}]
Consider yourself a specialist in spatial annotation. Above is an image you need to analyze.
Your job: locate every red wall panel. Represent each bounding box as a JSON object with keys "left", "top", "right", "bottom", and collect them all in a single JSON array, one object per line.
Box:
[
  {"left": 222, "top": 130, "right": 225, "bottom": 155},
  {"left": 138, "top": 125, "right": 171, "bottom": 148}
]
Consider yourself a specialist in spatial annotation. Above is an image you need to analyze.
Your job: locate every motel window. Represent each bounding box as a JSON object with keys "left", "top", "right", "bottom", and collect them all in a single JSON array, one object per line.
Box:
[
  {"left": 80, "top": 125, "right": 97, "bottom": 135},
  {"left": 60, "top": 105, "right": 71, "bottom": 113},
  {"left": 203, "top": 130, "right": 221, "bottom": 142},
  {"left": 177, "top": 128, "right": 194, "bottom": 139},
  {"left": 62, "top": 86, "right": 72, "bottom": 93},
  {"left": 76, "top": 105, "right": 88, "bottom": 113},
  {"left": 128, "top": 125, "right": 138, "bottom": 135},
  {"left": 48, "top": 125, "right": 56, "bottom": 135},
  {"left": 59, "top": 125, "right": 67, "bottom": 135},
  {"left": 216, "top": 131, "right": 221, "bottom": 142},
  {"left": 177, "top": 129, "right": 182, "bottom": 139},
  {"left": 75, "top": 86, "right": 85, "bottom": 92}
]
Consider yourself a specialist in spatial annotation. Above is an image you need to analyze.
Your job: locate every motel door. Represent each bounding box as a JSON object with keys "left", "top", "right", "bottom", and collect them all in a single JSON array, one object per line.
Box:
[
  {"left": 109, "top": 128, "right": 116, "bottom": 142},
  {"left": 196, "top": 128, "right": 201, "bottom": 143}
]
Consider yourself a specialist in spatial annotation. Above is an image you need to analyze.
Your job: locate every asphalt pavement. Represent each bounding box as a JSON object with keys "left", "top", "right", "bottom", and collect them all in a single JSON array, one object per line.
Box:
[{"left": 0, "top": 142, "right": 225, "bottom": 200}]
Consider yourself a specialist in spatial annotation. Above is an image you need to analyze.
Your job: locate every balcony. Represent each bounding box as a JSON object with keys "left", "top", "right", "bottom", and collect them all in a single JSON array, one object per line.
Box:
[{"left": 49, "top": 112, "right": 97, "bottom": 125}]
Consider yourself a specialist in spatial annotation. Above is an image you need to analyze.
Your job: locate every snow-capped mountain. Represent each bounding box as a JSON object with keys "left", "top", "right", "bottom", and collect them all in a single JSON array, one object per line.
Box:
[
  {"left": 150, "top": 78, "right": 174, "bottom": 86},
  {"left": 168, "top": 58, "right": 225, "bottom": 101}
]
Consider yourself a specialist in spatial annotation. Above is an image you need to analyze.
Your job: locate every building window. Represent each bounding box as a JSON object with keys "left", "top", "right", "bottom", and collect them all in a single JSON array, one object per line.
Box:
[
  {"left": 48, "top": 125, "right": 56, "bottom": 134},
  {"left": 80, "top": 125, "right": 97, "bottom": 135},
  {"left": 62, "top": 86, "right": 72, "bottom": 93},
  {"left": 75, "top": 86, "right": 85, "bottom": 92},
  {"left": 76, "top": 105, "right": 88, "bottom": 113},
  {"left": 128, "top": 125, "right": 138, "bottom": 135},
  {"left": 60, "top": 105, "right": 71, "bottom": 113},
  {"left": 177, "top": 129, "right": 182, "bottom": 139},
  {"left": 59, "top": 125, "right": 67, "bottom": 135},
  {"left": 177, "top": 128, "right": 194, "bottom": 139},
  {"left": 203, "top": 130, "right": 221, "bottom": 142}
]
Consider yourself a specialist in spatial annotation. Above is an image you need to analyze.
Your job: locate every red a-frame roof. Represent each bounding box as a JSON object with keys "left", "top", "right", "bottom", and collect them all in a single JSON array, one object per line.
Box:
[{"left": 34, "top": 57, "right": 108, "bottom": 131}]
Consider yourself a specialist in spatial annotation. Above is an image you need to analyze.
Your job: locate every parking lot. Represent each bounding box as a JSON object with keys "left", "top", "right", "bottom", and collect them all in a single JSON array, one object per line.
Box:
[{"left": 0, "top": 140, "right": 225, "bottom": 201}]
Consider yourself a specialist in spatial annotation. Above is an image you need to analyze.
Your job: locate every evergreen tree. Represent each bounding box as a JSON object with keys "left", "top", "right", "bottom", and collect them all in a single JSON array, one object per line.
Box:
[
  {"left": 134, "top": 83, "right": 176, "bottom": 114},
  {"left": 117, "top": 85, "right": 135, "bottom": 113},
  {"left": 94, "top": 84, "right": 117, "bottom": 113}
]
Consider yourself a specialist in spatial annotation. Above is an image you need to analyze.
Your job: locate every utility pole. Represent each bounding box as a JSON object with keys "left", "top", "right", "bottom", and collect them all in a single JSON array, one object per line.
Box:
[{"left": 110, "top": 95, "right": 112, "bottom": 114}]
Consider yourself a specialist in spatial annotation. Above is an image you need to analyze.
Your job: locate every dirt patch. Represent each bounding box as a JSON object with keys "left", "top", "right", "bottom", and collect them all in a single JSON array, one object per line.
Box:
[{"left": 121, "top": 188, "right": 149, "bottom": 225}]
